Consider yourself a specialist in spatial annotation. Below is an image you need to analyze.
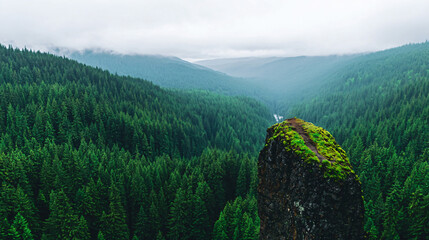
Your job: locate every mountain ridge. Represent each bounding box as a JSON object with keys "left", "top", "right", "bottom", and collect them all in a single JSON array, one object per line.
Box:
[{"left": 66, "top": 50, "right": 262, "bottom": 97}]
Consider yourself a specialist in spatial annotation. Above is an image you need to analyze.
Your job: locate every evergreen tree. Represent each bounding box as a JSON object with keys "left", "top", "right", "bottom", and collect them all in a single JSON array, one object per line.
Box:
[
  {"left": 44, "top": 190, "right": 89, "bottom": 239},
  {"left": 0, "top": 218, "right": 10, "bottom": 239},
  {"left": 134, "top": 206, "right": 149, "bottom": 240},
  {"left": 8, "top": 225, "right": 20, "bottom": 240},
  {"left": 99, "top": 183, "right": 129, "bottom": 240},
  {"left": 236, "top": 159, "right": 249, "bottom": 198},
  {"left": 11, "top": 213, "right": 33, "bottom": 240},
  {"left": 212, "top": 211, "right": 228, "bottom": 240},
  {"left": 382, "top": 181, "right": 405, "bottom": 239},
  {"left": 148, "top": 201, "right": 161, "bottom": 238},
  {"left": 195, "top": 181, "right": 215, "bottom": 224},
  {"left": 364, "top": 217, "right": 378, "bottom": 240},
  {"left": 97, "top": 231, "right": 106, "bottom": 240},
  {"left": 168, "top": 188, "right": 189, "bottom": 240},
  {"left": 190, "top": 195, "right": 210, "bottom": 240}
]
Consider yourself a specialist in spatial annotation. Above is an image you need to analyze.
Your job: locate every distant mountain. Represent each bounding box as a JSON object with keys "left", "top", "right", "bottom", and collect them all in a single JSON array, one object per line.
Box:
[
  {"left": 197, "top": 55, "right": 359, "bottom": 91},
  {"left": 0, "top": 44, "right": 271, "bottom": 239},
  {"left": 68, "top": 51, "right": 261, "bottom": 97},
  {"left": 195, "top": 57, "right": 281, "bottom": 78},
  {"left": 67, "top": 52, "right": 362, "bottom": 113},
  {"left": 197, "top": 55, "right": 360, "bottom": 112}
]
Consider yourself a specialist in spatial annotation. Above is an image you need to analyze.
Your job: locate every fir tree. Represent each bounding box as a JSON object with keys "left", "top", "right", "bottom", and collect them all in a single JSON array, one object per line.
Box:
[
  {"left": 99, "top": 183, "right": 129, "bottom": 240},
  {"left": 11, "top": 213, "right": 34, "bottom": 240}
]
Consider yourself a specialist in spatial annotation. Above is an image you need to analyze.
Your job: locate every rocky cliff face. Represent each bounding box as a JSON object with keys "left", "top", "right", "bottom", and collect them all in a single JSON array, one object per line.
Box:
[{"left": 258, "top": 118, "right": 364, "bottom": 240}]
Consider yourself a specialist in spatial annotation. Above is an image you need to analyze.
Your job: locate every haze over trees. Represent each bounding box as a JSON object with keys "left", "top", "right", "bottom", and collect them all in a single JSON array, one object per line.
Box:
[
  {"left": 68, "top": 51, "right": 266, "bottom": 99},
  {"left": 197, "top": 55, "right": 360, "bottom": 112},
  {"left": 0, "top": 45, "right": 268, "bottom": 239},
  {"left": 292, "top": 43, "right": 429, "bottom": 239},
  {"left": 0, "top": 41, "right": 428, "bottom": 240}
]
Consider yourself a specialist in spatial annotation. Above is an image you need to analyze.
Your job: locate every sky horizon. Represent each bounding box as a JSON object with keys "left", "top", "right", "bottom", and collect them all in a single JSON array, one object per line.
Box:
[{"left": 1, "top": 0, "right": 429, "bottom": 60}]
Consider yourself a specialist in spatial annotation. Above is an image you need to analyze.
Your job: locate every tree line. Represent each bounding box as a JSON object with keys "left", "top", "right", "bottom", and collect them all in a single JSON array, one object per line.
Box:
[
  {"left": 0, "top": 45, "right": 270, "bottom": 239},
  {"left": 291, "top": 42, "right": 429, "bottom": 239}
]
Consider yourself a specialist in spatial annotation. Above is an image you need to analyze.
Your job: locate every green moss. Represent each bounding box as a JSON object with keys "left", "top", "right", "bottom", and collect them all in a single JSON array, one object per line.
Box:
[
  {"left": 266, "top": 121, "right": 318, "bottom": 166},
  {"left": 298, "top": 119, "right": 353, "bottom": 180},
  {"left": 265, "top": 118, "right": 354, "bottom": 180},
  {"left": 322, "top": 159, "right": 331, "bottom": 167}
]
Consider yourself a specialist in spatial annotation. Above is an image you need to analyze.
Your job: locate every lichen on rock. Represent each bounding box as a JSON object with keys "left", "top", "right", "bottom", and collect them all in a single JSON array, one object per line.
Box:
[{"left": 258, "top": 118, "right": 365, "bottom": 240}]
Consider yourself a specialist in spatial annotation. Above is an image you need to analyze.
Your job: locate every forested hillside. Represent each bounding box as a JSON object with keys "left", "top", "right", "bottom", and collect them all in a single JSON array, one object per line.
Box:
[
  {"left": 292, "top": 42, "right": 429, "bottom": 239},
  {"left": 2, "top": 41, "right": 428, "bottom": 240},
  {"left": 0, "top": 45, "right": 271, "bottom": 239},
  {"left": 68, "top": 51, "right": 265, "bottom": 98}
]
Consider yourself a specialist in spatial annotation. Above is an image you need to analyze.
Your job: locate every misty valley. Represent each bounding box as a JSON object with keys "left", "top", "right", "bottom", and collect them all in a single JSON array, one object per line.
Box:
[{"left": 0, "top": 41, "right": 428, "bottom": 240}]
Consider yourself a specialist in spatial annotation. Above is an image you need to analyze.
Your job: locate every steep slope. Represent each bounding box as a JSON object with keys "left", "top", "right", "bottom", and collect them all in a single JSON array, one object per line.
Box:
[
  {"left": 67, "top": 51, "right": 262, "bottom": 97},
  {"left": 258, "top": 118, "right": 364, "bottom": 239},
  {"left": 0, "top": 45, "right": 271, "bottom": 239},
  {"left": 291, "top": 42, "right": 429, "bottom": 239},
  {"left": 0, "top": 46, "right": 271, "bottom": 157}
]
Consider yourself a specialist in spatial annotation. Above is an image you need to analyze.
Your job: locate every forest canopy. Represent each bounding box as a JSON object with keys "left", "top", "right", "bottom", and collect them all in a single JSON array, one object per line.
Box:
[{"left": 0, "top": 45, "right": 269, "bottom": 239}]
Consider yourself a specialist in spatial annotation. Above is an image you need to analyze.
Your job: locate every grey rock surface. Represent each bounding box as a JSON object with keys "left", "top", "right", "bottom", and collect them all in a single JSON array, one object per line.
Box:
[{"left": 258, "top": 120, "right": 365, "bottom": 240}]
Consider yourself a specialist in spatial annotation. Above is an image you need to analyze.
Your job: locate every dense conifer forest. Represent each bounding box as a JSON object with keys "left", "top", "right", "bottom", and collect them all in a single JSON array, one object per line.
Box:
[
  {"left": 0, "top": 42, "right": 428, "bottom": 240},
  {"left": 0, "top": 45, "right": 270, "bottom": 239},
  {"left": 292, "top": 43, "right": 429, "bottom": 239}
]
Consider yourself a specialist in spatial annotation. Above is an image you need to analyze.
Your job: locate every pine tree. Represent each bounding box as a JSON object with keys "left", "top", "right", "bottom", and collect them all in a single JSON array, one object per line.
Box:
[
  {"left": 12, "top": 213, "right": 34, "bottom": 240},
  {"left": 407, "top": 187, "right": 429, "bottom": 239},
  {"left": 99, "top": 183, "right": 129, "bottom": 240},
  {"left": 248, "top": 165, "right": 258, "bottom": 196},
  {"left": 364, "top": 217, "right": 379, "bottom": 240},
  {"left": 97, "top": 231, "right": 106, "bottom": 240},
  {"left": 0, "top": 218, "right": 10, "bottom": 239},
  {"left": 74, "top": 216, "right": 90, "bottom": 240},
  {"left": 134, "top": 206, "right": 148, "bottom": 240},
  {"left": 44, "top": 190, "right": 89, "bottom": 239},
  {"left": 195, "top": 181, "right": 215, "bottom": 224},
  {"left": 212, "top": 211, "right": 228, "bottom": 240},
  {"left": 382, "top": 181, "right": 405, "bottom": 239},
  {"left": 168, "top": 188, "right": 189, "bottom": 240},
  {"left": 14, "top": 186, "right": 38, "bottom": 236},
  {"left": 32, "top": 111, "right": 45, "bottom": 143},
  {"left": 190, "top": 195, "right": 209, "bottom": 240},
  {"left": 8, "top": 225, "right": 20, "bottom": 240},
  {"left": 157, "top": 188, "right": 168, "bottom": 233},
  {"left": 148, "top": 201, "right": 161, "bottom": 238},
  {"left": 207, "top": 160, "right": 225, "bottom": 215},
  {"left": 236, "top": 159, "right": 249, "bottom": 197}
]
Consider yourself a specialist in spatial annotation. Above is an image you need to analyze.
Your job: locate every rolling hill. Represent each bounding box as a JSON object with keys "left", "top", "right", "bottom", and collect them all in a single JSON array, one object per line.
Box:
[{"left": 67, "top": 51, "right": 264, "bottom": 97}]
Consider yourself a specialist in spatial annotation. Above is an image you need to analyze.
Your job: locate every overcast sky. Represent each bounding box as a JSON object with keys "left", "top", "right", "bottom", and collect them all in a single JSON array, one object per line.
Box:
[{"left": 1, "top": 0, "right": 429, "bottom": 60}]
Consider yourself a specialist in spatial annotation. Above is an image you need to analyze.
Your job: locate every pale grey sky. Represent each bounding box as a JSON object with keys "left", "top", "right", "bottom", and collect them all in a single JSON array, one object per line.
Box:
[{"left": 1, "top": 0, "right": 429, "bottom": 60}]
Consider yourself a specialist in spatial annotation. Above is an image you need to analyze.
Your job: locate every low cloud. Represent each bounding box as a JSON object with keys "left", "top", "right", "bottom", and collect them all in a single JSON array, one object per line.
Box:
[{"left": 1, "top": 0, "right": 428, "bottom": 59}]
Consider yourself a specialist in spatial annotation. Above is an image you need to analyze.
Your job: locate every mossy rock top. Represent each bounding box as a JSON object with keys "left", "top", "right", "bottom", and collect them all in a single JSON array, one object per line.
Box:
[{"left": 265, "top": 117, "right": 355, "bottom": 180}]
